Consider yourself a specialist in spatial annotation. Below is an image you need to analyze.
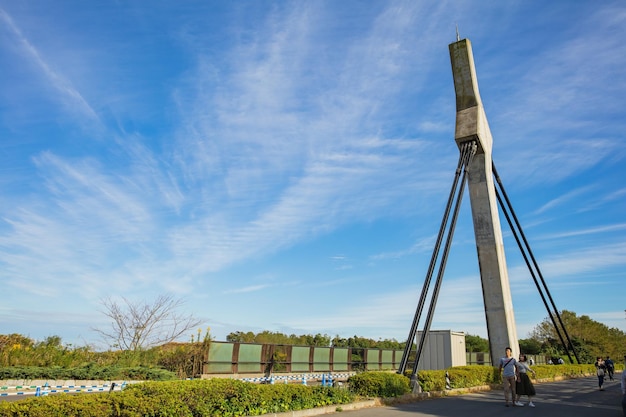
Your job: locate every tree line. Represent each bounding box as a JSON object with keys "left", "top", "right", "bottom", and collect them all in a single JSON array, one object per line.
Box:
[
  {"left": 87, "top": 293, "right": 626, "bottom": 364},
  {"left": 2, "top": 295, "right": 623, "bottom": 378},
  {"left": 227, "top": 310, "right": 625, "bottom": 364},
  {"left": 225, "top": 331, "right": 405, "bottom": 349}
]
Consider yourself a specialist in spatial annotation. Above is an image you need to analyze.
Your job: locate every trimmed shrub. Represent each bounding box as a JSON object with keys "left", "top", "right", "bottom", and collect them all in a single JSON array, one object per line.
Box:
[
  {"left": 414, "top": 369, "right": 446, "bottom": 392},
  {"left": 446, "top": 365, "right": 498, "bottom": 388},
  {"left": 410, "top": 364, "right": 602, "bottom": 392},
  {"left": 348, "top": 371, "right": 411, "bottom": 397}
]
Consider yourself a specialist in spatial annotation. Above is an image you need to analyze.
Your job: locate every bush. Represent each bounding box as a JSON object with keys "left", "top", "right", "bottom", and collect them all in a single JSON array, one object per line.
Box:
[
  {"left": 413, "top": 369, "right": 446, "bottom": 392},
  {"left": 348, "top": 371, "right": 411, "bottom": 397},
  {"left": 446, "top": 366, "right": 499, "bottom": 388},
  {"left": 408, "top": 364, "right": 602, "bottom": 392},
  {"left": 531, "top": 364, "right": 596, "bottom": 379}
]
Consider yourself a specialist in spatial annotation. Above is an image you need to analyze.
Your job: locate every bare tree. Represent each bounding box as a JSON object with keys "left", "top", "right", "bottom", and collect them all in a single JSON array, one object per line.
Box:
[{"left": 94, "top": 294, "right": 202, "bottom": 351}]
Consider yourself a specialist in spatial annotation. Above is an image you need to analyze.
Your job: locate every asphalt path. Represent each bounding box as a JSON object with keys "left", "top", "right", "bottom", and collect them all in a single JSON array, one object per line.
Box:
[{"left": 341, "top": 374, "right": 624, "bottom": 417}]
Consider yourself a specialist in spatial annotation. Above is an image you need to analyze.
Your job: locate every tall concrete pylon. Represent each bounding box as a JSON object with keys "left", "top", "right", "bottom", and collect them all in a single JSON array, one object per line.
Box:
[{"left": 449, "top": 38, "right": 519, "bottom": 364}]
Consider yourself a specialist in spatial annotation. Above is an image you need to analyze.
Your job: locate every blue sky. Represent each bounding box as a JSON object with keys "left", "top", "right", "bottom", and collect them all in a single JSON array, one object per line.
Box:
[{"left": 1, "top": 1, "right": 625, "bottom": 349}]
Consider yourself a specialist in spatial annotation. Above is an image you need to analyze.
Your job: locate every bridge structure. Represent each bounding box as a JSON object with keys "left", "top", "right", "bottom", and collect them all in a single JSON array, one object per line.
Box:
[{"left": 398, "top": 37, "right": 578, "bottom": 392}]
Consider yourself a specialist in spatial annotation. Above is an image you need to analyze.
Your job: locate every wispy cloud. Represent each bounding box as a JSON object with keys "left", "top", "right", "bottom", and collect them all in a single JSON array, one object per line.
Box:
[
  {"left": 578, "top": 188, "right": 626, "bottom": 213},
  {"left": 276, "top": 274, "right": 487, "bottom": 339},
  {"left": 371, "top": 234, "right": 437, "bottom": 260},
  {"left": 160, "top": 3, "right": 457, "bottom": 276},
  {"left": 224, "top": 284, "right": 271, "bottom": 294},
  {"left": 489, "top": 4, "right": 626, "bottom": 188},
  {"left": 540, "top": 223, "right": 626, "bottom": 240},
  {"left": 508, "top": 241, "right": 626, "bottom": 288},
  {"left": 0, "top": 1, "right": 624, "bottom": 344},
  {"left": 533, "top": 185, "right": 594, "bottom": 215},
  {"left": 0, "top": 8, "right": 100, "bottom": 123}
]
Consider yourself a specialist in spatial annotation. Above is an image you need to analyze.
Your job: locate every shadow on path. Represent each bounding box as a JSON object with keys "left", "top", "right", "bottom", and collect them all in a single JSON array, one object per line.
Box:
[{"left": 341, "top": 374, "right": 623, "bottom": 417}]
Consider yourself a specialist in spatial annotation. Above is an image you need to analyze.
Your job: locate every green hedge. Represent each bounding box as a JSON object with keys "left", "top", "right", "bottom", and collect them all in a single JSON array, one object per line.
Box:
[
  {"left": 0, "top": 379, "right": 355, "bottom": 417},
  {"left": 0, "top": 366, "right": 176, "bottom": 381},
  {"left": 0, "top": 365, "right": 617, "bottom": 416},
  {"left": 347, "top": 371, "right": 411, "bottom": 397},
  {"left": 347, "top": 365, "right": 607, "bottom": 397},
  {"left": 412, "top": 364, "right": 609, "bottom": 392}
]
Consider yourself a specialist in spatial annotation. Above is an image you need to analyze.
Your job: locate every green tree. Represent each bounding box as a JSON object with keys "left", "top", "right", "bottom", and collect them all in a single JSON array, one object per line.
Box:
[
  {"left": 331, "top": 335, "right": 348, "bottom": 347},
  {"left": 374, "top": 338, "right": 404, "bottom": 349},
  {"left": 226, "top": 331, "right": 256, "bottom": 343},
  {"left": 529, "top": 310, "right": 626, "bottom": 363},
  {"left": 311, "top": 333, "right": 331, "bottom": 346},
  {"left": 465, "top": 334, "right": 489, "bottom": 352},
  {"left": 518, "top": 338, "right": 542, "bottom": 355}
]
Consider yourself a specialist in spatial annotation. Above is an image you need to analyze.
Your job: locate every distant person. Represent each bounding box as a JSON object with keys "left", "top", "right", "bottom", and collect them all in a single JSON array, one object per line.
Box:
[
  {"left": 557, "top": 357, "right": 564, "bottom": 365},
  {"left": 499, "top": 347, "right": 524, "bottom": 407},
  {"left": 595, "top": 357, "right": 606, "bottom": 391},
  {"left": 621, "top": 360, "right": 626, "bottom": 416},
  {"left": 529, "top": 357, "right": 534, "bottom": 366},
  {"left": 547, "top": 358, "right": 553, "bottom": 365},
  {"left": 605, "top": 356, "right": 614, "bottom": 381},
  {"left": 516, "top": 354, "right": 537, "bottom": 407}
]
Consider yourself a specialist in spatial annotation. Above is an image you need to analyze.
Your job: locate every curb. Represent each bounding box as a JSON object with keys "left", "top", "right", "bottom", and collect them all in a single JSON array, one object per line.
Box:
[
  {"left": 267, "top": 387, "right": 484, "bottom": 417},
  {"left": 264, "top": 400, "right": 380, "bottom": 417}
]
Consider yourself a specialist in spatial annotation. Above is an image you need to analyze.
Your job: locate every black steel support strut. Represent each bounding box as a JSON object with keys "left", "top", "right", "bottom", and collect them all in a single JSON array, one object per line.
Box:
[
  {"left": 492, "top": 163, "right": 580, "bottom": 364},
  {"left": 398, "top": 141, "right": 476, "bottom": 391}
]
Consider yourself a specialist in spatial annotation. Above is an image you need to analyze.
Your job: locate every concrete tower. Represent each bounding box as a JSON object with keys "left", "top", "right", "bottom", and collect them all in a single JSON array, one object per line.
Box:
[{"left": 449, "top": 38, "right": 519, "bottom": 363}]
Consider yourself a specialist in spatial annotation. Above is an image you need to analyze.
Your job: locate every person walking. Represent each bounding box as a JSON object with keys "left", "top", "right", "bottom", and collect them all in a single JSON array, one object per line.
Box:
[
  {"left": 499, "top": 347, "right": 524, "bottom": 407},
  {"left": 605, "top": 356, "right": 614, "bottom": 381},
  {"left": 595, "top": 357, "right": 606, "bottom": 391},
  {"left": 516, "top": 354, "right": 537, "bottom": 407},
  {"left": 622, "top": 369, "right": 626, "bottom": 417}
]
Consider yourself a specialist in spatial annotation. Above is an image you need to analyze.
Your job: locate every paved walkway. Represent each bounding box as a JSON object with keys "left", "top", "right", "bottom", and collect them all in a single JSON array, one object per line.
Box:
[{"left": 339, "top": 374, "right": 623, "bottom": 417}]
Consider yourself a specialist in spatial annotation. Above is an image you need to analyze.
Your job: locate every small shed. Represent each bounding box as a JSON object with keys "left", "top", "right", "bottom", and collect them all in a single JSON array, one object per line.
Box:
[{"left": 416, "top": 330, "right": 466, "bottom": 370}]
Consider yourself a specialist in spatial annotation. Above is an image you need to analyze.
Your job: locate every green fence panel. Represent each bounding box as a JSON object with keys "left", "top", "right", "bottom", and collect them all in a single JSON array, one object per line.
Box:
[
  {"left": 313, "top": 347, "right": 331, "bottom": 371},
  {"left": 366, "top": 349, "right": 379, "bottom": 370},
  {"left": 292, "top": 346, "right": 310, "bottom": 372},
  {"left": 380, "top": 350, "right": 394, "bottom": 370},
  {"left": 208, "top": 342, "right": 234, "bottom": 361},
  {"left": 238, "top": 344, "right": 263, "bottom": 373},
  {"left": 333, "top": 348, "right": 349, "bottom": 371},
  {"left": 205, "top": 342, "right": 234, "bottom": 374}
]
